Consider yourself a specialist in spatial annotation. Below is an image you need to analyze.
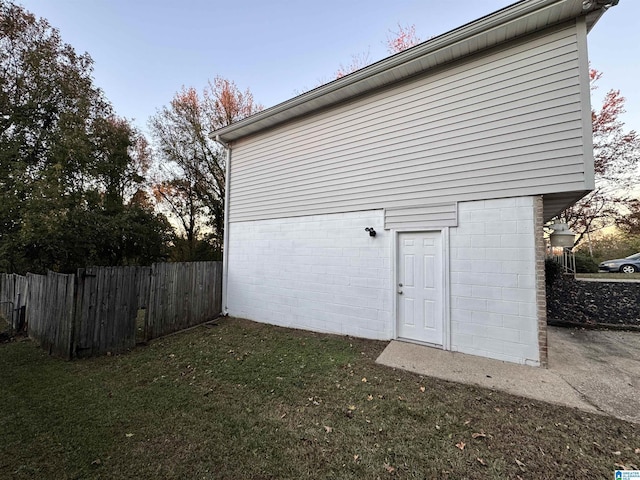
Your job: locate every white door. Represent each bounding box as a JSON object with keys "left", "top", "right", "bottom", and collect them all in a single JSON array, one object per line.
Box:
[{"left": 397, "top": 231, "right": 443, "bottom": 345}]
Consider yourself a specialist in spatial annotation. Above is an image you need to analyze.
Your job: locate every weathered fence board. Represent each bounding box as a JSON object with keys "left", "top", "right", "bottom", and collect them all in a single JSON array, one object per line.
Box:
[
  {"left": 146, "top": 261, "right": 222, "bottom": 339},
  {"left": 73, "top": 266, "right": 151, "bottom": 357},
  {"left": 6, "top": 261, "right": 221, "bottom": 358},
  {"left": 136, "top": 268, "right": 152, "bottom": 309},
  {"left": 25, "top": 273, "right": 46, "bottom": 341},
  {"left": 0, "top": 273, "right": 28, "bottom": 330},
  {"left": 26, "top": 272, "right": 75, "bottom": 358}
]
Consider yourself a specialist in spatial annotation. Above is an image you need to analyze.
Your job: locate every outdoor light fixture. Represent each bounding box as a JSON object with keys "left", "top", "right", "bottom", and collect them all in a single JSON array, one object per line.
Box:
[
  {"left": 365, "top": 227, "right": 377, "bottom": 237},
  {"left": 549, "top": 223, "right": 576, "bottom": 248}
]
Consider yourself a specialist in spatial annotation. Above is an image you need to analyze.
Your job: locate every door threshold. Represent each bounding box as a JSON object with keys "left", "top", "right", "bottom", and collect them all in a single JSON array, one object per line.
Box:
[{"left": 396, "top": 337, "right": 444, "bottom": 349}]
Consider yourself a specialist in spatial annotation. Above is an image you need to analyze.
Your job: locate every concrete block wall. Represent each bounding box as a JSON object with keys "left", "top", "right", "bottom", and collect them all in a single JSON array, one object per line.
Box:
[
  {"left": 449, "top": 197, "right": 540, "bottom": 365},
  {"left": 226, "top": 210, "right": 393, "bottom": 339}
]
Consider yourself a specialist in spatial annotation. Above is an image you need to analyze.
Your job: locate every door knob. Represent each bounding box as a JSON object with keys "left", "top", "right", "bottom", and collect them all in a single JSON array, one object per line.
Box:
[
  {"left": 397, "top": 290, "right": 403, "bottom": 294},
  {"left": 398, "top": 283, "right": 403, "bottom": 287}
]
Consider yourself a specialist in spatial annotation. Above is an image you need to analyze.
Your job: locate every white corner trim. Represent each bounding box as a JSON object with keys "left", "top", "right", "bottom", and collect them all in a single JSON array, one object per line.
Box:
[{"left": 442, "top": 226, "right": 452, "bottom": 351}]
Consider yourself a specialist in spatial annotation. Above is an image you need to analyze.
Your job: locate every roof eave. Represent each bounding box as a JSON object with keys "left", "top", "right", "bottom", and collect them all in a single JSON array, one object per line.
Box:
[{"left": 214, "top": 0, "right": 614, "bottom": 143}]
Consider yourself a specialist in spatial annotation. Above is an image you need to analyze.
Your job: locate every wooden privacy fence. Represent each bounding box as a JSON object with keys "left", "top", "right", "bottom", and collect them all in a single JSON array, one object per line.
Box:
[
  {"left": 27, "top": 272, "right": 76, "bottom": 358},
  {"left": 0, "top": 273, "right": 28, "bottom": 331},
  {"left": 147, "top": 262, "right": 222, "bottom": 339},
  {"left": 73, "top": 266, "right": 151, "bottom": 358},
  {"left": 0, "top": 262, "right": 222, "bottom": 359}
]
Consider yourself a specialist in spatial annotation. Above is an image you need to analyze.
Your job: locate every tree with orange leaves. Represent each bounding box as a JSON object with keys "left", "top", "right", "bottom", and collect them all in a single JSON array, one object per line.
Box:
[
  {"left": 558, "top": 69, "right": 640, "bottom": 249},
  {"left": 150, "top": 77, "right": 262, "bottom": 260},
  {"left": 334, "top": 23, "right": 421, "bottom": 79},
  {"left": 386, "top": 23, "right": 421, "bottom": 53}
]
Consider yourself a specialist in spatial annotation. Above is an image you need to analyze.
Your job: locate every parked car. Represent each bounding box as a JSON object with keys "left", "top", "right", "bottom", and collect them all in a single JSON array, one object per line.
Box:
[{"left": 598, "top": 253, "right": 640, "bottom": 273}]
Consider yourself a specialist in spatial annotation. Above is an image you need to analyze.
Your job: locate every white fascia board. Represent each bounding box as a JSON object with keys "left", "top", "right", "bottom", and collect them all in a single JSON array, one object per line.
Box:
[{"left": 214, "top": 0, "right": 613, "bottom": 143}]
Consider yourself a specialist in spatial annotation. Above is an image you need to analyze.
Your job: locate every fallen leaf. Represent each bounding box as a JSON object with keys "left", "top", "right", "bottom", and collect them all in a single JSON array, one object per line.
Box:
[
  {"left": 464, "top": 419, "right": 471, "bottom": 425},
  {"left": 367, "top": 395, "right": 373, "bottom": 401},
  {"left": 384, "top": 463, "right": 395, "bottom": 473},
  {"left": 515, "top": 459, "right": 526, "bottom": 471},
  {"left": 419, "top": 386, "right": 426, "bottom": 392},
  {"left": 362, "top": 377, "right": 367, "bottom": 383},
  {"left": 476, "top": 457, "right": 486, "bottom": 466},
  {"left": 354, "top": 454, "right": 360, "bottom": 462},
  {"left": 455, "top": 441, "right": 466, "bottom": 450},
  {"left": 613, "top": 451, "right": 622, "bottom": 456},
  {"left": 636, "top": 448, "right": 640, "bottom": 454},
  {"left": 91, "top": 459, "right": 101, "bottom": 466},
  {"left": 280, "top": 413, "right": 287, "bottom": 419},
  {"left": 324, "top": 425, "right": 333, "bottom": 433},
  {"left": 125, "top": 433, "right": 134, "bottom": 438},
  {"left": 472, "top": 432, "right": 487, "bottom": 439},
  {"left": 435, "top": 424, "right": 440, "bottom": 430},
  {"left": 348, "top": 405, "right": 357, "bottom": 411}
]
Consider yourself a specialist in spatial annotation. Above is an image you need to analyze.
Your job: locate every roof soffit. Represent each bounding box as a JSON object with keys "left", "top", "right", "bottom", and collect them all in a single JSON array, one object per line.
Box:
[{"left": 214, "top": 0, "right": 613, "bottom": 143}]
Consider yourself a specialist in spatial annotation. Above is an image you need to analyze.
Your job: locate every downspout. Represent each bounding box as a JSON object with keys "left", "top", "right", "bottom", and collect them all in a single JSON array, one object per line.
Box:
[{"left": 215, "top": 135, "right": 231, "bottom": 316}]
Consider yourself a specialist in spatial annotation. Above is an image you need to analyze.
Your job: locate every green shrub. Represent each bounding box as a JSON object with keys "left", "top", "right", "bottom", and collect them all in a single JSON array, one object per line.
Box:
[
  {"left": 574, "top": 232, "right": 640, "bottom": 264},
  {"left": 574, "top": 252, "right": 599, "bottom": 273},
  {"left": 545, "top": 258, "right": 564, "bottom": 285}
]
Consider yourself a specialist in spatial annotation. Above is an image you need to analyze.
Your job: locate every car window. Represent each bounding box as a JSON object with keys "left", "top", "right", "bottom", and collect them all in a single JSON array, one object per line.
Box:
[{"left": 625, "top": 253, "right": 640, "bottom": 260}]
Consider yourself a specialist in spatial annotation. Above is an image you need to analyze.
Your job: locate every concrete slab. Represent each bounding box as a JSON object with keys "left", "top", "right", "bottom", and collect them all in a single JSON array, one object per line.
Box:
[
  {"left": 549, "top": 327, "right": 640, "bottom": 424},
  {"left": 376, "top": 326, "right": 640, "bottom": 424}
]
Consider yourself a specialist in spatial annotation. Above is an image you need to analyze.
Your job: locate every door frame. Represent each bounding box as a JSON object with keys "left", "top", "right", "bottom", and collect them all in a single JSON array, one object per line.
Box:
[{"left": 391, "top": 228, "right": 451, "bottom": 350}]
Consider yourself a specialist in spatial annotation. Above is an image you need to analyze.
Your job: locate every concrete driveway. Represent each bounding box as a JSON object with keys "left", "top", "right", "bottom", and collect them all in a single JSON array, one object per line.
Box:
[
  {"left": 549, "top": 327, "right": 640, "bottom": 424},
  {"left": 376, "top": 326, "right": 640, "bottom": 424}
]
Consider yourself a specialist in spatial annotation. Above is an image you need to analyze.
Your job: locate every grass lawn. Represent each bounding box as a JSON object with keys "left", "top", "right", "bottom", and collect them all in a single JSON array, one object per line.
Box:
[{"left": 1, "top": 317, "right": 639, "bottom": 479}]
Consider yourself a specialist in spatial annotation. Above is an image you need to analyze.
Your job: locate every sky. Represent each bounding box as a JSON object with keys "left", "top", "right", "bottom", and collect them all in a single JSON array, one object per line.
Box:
[{"left": 19, "top": 0, "right": 640, "bottom": 135}]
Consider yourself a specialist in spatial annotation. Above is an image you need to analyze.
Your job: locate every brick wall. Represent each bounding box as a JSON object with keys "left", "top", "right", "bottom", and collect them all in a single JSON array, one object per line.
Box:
[
  {"left": 226, "top": 210, "right": 393, "bottom": 340},
  {"left": 534, "top": 196, "right": 548, "bottom": 367},
  {"left": 449, "top": 197, "right": 540, "bottom": 365}
]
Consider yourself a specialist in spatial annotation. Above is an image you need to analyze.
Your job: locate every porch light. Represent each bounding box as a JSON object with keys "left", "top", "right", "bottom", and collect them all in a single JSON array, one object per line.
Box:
[{"left": 549, "top": 223, "right": 576, "bottom": 248}]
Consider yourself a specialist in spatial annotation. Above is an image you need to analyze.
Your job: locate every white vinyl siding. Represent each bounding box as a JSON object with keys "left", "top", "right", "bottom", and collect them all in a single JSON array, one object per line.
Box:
[
  {"left": 229, "top": 22, "right": 589, "bottom": 223},
  {"left": 385, "top": 203, "right": 457, "bottom": 230}
]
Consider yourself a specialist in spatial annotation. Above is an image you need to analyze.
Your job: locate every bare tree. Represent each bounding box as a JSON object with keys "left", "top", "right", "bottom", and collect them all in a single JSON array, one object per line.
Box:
[{"left": 149, "top": 77, "right": 262, "bottom": 259}]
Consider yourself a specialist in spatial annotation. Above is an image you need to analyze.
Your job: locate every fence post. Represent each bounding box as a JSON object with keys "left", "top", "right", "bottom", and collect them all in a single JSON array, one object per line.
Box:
[
  {"left": 71, "top": 268, "right": 85, "bottom": 360},
  {"left": 17, "top": 306, "right": 26, "bottom": 332}
]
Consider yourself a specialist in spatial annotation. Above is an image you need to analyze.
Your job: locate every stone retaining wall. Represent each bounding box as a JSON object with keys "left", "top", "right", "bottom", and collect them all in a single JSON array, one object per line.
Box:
[{"left": 546, "top": 274, "right": 640, "bottom": 327}]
